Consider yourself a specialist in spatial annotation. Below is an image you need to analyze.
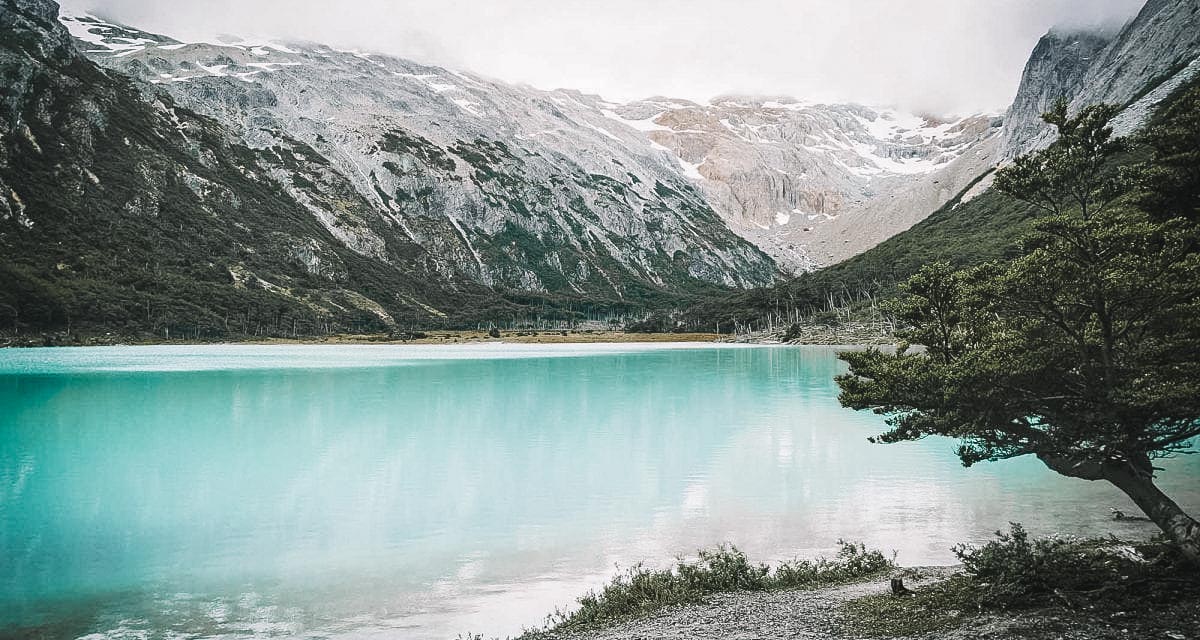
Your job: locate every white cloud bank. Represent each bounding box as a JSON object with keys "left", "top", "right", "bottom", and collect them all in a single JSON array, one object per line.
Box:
[{"left": 58, "top": 0, "right": 1144, "bottom": 115}]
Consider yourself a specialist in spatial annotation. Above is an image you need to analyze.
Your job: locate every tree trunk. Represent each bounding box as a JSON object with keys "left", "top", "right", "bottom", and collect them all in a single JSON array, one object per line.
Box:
[
  {"left": 1038, "top": 452, "right": 1200, "bottom": 563},
  {"left": 1104, "top": 463, "right": 1200, "bottom": 563}
]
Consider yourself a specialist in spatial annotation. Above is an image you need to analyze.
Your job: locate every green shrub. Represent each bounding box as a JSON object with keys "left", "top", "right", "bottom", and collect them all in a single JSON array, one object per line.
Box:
[
  {"left": 547, "top": 541, "right": 892, "bottom": 630},
  {"left": 953, "top": 523, "right": 1195, "bottom": 609},
  {"left": 676, "top": 546, "right": 770, "bottom": 592},
  {"left": 844, "top": 525, "right": 1200, "bottom": 637},
  {"left": 773, "top": 541, "right": 893, "bottom": 589}
]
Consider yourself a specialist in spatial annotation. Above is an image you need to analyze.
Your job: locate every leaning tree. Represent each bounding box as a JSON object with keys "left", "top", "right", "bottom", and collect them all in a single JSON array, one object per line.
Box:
[{"left": 836, "top": 97, "right": 1200, "bottom": 561}]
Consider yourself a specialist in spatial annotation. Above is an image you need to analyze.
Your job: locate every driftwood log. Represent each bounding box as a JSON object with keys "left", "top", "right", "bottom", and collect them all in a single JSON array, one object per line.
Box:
[{"left": 1110, "top": 507, "right": 1151, "bottom": 522}]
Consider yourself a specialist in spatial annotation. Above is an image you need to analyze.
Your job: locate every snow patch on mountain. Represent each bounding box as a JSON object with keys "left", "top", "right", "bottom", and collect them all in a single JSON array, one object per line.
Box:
[
  {"left": 677, "top": 156, "right": 706, "bottom": 180},
  {"left": 600, "top": 110, "right": 671, "bottom": 133},
  {"left": 59, "top": 12, "right": 162, "bottom": 52},
  {"left": 450, "top": 97, "right": 482, "bottom": 116}
]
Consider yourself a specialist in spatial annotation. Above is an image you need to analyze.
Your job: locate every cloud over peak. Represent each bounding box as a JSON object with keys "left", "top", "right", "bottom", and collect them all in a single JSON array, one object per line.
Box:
[{"left": 59, "top": 0, "right": 1144, "bottom": 115}]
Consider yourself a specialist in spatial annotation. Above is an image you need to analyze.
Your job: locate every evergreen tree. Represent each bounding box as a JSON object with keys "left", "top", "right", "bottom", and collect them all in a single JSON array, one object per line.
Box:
[
  {"left": 836, "top": 98, "right": 1200, "bottom": 561},
  {"left": 1129, "top": 84, "right": 1200, "bottom": 220}
]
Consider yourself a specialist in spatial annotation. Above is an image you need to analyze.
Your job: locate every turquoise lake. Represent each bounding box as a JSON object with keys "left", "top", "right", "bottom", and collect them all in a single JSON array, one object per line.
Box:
[{"left": 1, "top": 344, "right": 1197, "bottom": 639}]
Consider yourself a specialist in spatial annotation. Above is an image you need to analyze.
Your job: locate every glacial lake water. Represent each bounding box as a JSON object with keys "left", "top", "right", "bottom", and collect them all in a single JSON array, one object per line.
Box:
[{"left": 1, "top": 344, "right": 1197, "bottom": 639}]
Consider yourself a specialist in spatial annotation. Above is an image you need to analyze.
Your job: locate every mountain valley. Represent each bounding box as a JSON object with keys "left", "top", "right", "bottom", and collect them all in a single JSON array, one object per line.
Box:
[{"left": 1, "top": 0, "right": 1197, "bottom": 339}]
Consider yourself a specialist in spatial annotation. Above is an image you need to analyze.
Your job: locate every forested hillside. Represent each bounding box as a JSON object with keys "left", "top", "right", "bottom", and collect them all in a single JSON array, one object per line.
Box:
[{"left": 0, "top": 0, "right": 726, "bottom": 343}]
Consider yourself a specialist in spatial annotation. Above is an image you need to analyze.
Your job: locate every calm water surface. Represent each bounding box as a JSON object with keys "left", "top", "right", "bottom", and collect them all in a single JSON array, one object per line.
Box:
[{"left": 1, "top": 344, "right": 1196, "bottom": 639}]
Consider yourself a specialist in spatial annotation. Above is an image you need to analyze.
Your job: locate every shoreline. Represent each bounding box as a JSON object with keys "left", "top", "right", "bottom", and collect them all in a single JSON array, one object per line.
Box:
[
  {"left": 525, "top": 567, "right": 957, "bottom": 640},
  {"left": 246, "top": 330, "right": 728, "bottom": 346},
  {"left": 1, "top": 330, "right": 726, "bottom": 348},
  {"left": 523, "top": 563, "right": 1199, "bottom": 640},
  {"left": 2, "top": 326, "right": 896, "bottom": 348}
]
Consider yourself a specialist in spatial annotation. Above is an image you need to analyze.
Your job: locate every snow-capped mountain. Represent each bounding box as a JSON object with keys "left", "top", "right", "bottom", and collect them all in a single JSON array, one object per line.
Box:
[
  {"left": 60, "top": 12, "right": 1001, "bottom": 274},
  {"left": 1, "top": 0, "right": 506, "bottom": 334},
  {"left": 6, "top": 0, "right": 1194, "bottom": 339},
  {"left": 599, "top": 96, "right": 1000, "bottom": 269},
  {"left": 60, "top": 13, "right": 780, "bottom": 292}
]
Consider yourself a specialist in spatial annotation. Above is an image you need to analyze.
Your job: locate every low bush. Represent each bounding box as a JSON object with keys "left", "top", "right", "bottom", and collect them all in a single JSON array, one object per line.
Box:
[
  {"left": 953, "top": 522, "right": 1196, "bottom": 609},
  {"left": 843, "top": 524, "right": 1200, "bottom": 637},
  {"left": 773, "top": 541, "right": 893, "bottom": 588},
  {"left": 547, "top": 541, "right": 892, "bottom": 630}
]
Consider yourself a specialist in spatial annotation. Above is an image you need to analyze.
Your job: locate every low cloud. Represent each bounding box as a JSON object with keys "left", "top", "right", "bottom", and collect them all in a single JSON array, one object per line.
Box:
[{"left": 59, "top": 0, "right": 1145, "bottom": 115}]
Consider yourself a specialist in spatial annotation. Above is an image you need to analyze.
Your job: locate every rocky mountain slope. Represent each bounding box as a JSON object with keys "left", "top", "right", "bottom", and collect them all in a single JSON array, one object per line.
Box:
[
  {"left": 6, "top": 0, "right": 1189, "bottom": 339},
  {"left": 698, "top": 0, "right": 1200, "bottom": 334},
  {"left": 60, "top": 13, "right": 780, "bottom": 292},
  {"left": 599, "top": 97, "right": 1000, "bottom": 269},
  {"left": 996, "top": 29, "right": 1115, "bottom": 162},
  {"left": 2, "top": 0, "right": 809, "bottom": 340},
  {"left": 62, "top": 13, "right": 1002, "bottom": 274},
  {"left": 1000, "top": 0, "right": 1200, "bottom": 160},
  {"left": 0, "top": 0, "right": 523, "bottom": 337}
]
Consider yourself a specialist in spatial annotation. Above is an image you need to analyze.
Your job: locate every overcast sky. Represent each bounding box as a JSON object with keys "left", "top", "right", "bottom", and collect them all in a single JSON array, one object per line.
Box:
[{"left": 59, "top": 0, "right": 1144, "bottom": 115}]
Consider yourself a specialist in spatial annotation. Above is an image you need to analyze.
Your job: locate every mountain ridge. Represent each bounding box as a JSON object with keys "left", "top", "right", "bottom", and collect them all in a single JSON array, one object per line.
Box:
[
  {"left": 3, "top": 0, "right": 1195, "bottom": 340},
  {"left": 699, "top": 0, "right": 1200, "bottom": 335},
  {"left": 999, "top": 0, "right": 1200, "bottom": 160},
  {"left": 0, "top": 0, "right": 523, "bottom": 338},
  {"left": 60, "top": 11, "right": 784, "bottom": 293},
  {"left": 60, "top": 10, "right": 1003, "bottom": 274}
]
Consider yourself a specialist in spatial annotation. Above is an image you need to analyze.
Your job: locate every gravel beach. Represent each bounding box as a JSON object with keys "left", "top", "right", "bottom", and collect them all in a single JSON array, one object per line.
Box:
[{"left": 525, "top": 567, "right": 1200, "bottom": 640}]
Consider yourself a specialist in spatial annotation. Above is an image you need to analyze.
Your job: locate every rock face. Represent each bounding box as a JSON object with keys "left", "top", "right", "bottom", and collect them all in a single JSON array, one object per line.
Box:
[
  {"left": 997, "top": 29, "right": 1115, "bottom": 162},
  {"left": 608, "top": 97, "right": 1002, "bottom": 268},
  {"left": 1000, "top": 0, "right": 1200, "bottom": 160}
]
